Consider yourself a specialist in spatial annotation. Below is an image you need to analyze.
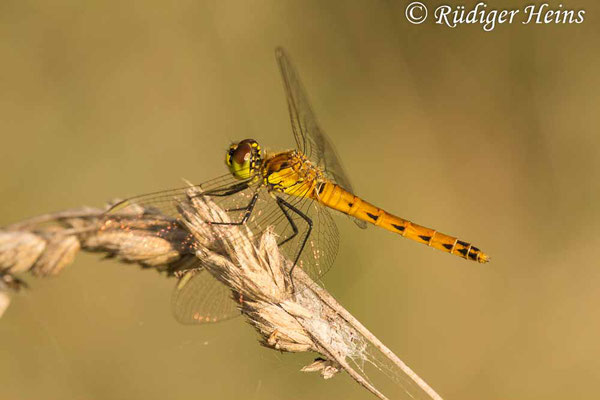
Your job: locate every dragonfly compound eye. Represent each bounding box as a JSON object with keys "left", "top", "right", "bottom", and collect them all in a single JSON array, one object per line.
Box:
[{"left": 226, "top": 139, "right": 262, "bottom": 180}]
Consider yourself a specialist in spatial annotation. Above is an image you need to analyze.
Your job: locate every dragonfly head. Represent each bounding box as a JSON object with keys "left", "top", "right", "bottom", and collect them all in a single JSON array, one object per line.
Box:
[{"left": 226, "top": 139, "right": 263, "bottom": 180}]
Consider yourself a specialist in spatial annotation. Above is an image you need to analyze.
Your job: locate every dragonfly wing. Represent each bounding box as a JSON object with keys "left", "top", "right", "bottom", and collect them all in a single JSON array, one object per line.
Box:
[
  {"left": 252, "top": 186, "right": 339, "bottom": 282},
  {"left": 108, "top": 172, "right": 340, "bottom": 275},
  {"left": 297, "top": 194, "right": 340, "bottom": 279},
  {"left": 104, "top": 173, "right": 257, "bottom": 255},
  {"left": 350, "top": 215, "right": 368, "bottom": 229},
  {"left": 167, "top": 187, "right": 340, "bottom": 325},
  {"left": 172, "top": 260, "right": 240, "bottom": 324},
  {"left": 106, "top": 175, "right": 339, "bottom": 322},
  {"left": 107, "top": 173, "right": 251, "bottom": 221},
  {"left": 275, "top": 47, "right": 367, "bottom": 230}
]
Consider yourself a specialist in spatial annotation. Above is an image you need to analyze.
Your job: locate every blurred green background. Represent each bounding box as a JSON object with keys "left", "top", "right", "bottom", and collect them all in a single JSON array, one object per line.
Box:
[{"left": 1, "top": 1, "right": 599, "bottom": 399}]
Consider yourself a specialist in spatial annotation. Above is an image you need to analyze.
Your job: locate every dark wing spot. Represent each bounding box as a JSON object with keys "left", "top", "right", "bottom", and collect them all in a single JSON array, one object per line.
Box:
[
  {"left": 457, "top": 240, "right": 469, "bottom": 247},
  {"left": 392, "top": 224, "right": 405, "bottom": 232},
  {"left": 419, "top": 235, "right": 431, "bottom": 242},
  {"left": 443, "top": 243, "right": 453, "bottom": 250},
  {"left": 366, "top": 212, "right": 378, "bottom": 221}
]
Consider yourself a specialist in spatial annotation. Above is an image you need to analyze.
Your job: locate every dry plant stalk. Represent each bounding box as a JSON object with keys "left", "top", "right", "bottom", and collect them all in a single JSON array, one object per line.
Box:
[{"left": 0, "top": 189, "right": 443, "bottom": 400}]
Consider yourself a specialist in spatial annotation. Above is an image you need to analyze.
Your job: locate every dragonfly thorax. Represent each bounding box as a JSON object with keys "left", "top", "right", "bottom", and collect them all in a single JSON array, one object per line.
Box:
[
  {"left": 262, "top": 150, "right": 323, "bottom": 198},
  {"left": 225, "top": 139, "right": 263, "bottom": 180}
]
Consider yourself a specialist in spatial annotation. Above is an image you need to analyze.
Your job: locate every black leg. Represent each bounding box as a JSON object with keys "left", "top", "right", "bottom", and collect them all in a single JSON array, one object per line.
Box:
[
  {"left": 275, "top": 196, "right": 313, "bottom": 291},
  {"left": 210, "top": 192, "right": 259, "bottom": 226},
  {"left": 276, "top": 200, "right": 298, "bottom": 248},
  {"left": 199, "top": 182, "right": 249, "bottom": 198},
  {"left": 193, "top": 181, "right": 257, "bottom": 226}
]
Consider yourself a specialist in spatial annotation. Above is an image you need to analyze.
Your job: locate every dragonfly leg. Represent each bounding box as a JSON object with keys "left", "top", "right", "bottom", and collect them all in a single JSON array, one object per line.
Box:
[
  {"left": 275, "top": 197, "right": 312, "bottom": 291},
  {"left": 210, "top": 192, "right": 259, "bottom": 226},
  {"left": 198, "top": 181, "right": 249, "bottom": 198},
  {"left": 194, "top": 181, "right": 257, "bottom": 225}
]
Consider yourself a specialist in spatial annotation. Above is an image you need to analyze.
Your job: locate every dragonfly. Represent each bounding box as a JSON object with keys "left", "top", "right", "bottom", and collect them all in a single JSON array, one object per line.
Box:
[{"left": 106, "top": 47, "right": 489, "bottom": 324}]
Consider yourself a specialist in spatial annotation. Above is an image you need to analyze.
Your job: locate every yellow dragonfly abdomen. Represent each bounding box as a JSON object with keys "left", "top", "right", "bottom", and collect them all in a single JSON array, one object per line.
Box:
[{"left": 316, "top": 182, "right": 490, "bottom": 263}]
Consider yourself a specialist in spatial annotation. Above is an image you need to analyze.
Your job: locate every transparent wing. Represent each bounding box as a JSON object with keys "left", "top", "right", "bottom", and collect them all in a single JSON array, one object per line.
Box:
[
  {"left": 105, "top": 173, "right": 257, "bottom": 253},
  {"left": 275, "top": 47, "right": 367, "bottom": 229},
  {"left": 103, "top": 174, "right": 253, "bottom": 325},
  {"left": 104, "top": 172, "right": 339, "bottom": 324},
  {"left": 259, "top": 187, "right": 339, "bottom": 281},
  {"left": 107, "top": 173, "right": 250, "bottom": 225},
  {"left": 201, "top": 181, "right": 340, "bottom": 281},
  {"left": 172, "top": 264, "right": 240, "bottom": 324},
  {"left": 169, "top": 189, "right": 338, "bottom": 325}
]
